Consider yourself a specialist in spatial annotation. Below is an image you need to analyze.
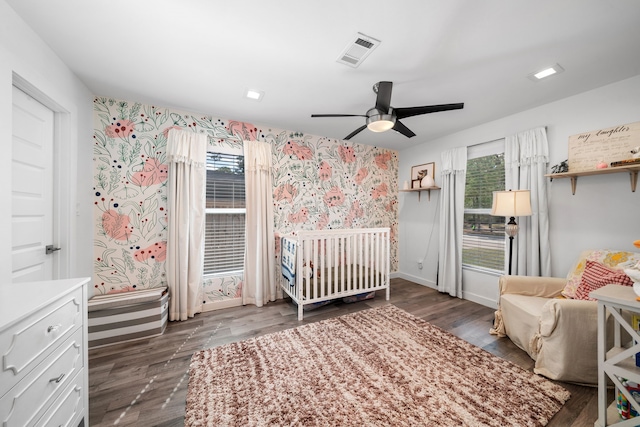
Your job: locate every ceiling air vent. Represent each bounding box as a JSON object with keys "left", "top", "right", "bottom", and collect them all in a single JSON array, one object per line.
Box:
[{"left": 336, "top": 33, "right": 381, "bottom": 68}]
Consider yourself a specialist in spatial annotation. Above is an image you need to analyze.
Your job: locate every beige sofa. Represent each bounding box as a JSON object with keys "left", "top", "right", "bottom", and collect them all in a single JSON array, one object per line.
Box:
[{"left": 490, "top": 249, "right": 640, "bottom": 385}]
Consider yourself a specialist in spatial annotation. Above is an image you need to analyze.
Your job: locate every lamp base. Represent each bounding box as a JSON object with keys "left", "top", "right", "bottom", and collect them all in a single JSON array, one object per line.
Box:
[
  {"left": 505, "top": 216, "right": 518, "bottom": 275},
  {"left": 505, "top": 216, "right": 518, "bottom": 237}
]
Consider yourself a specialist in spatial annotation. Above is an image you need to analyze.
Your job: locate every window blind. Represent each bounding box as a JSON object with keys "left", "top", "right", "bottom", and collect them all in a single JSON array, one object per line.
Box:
[
  {"left": 463, "top": 150, "right": 506, "bottom": 272},
  {"left": 204, "top": 152, "right": 245, "bottom": 276}
]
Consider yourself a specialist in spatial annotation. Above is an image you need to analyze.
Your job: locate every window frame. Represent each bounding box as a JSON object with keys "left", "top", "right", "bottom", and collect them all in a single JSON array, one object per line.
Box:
[
  {"left": 203, "top": 151, "right": 246, "bottom": 278},
  {"left": 462, "top": 140, "right": 506, "bottom": 275}
]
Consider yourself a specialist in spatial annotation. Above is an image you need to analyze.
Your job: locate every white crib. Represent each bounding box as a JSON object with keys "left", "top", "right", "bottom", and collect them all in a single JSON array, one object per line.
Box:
[{"left": 280, "top": 227, "right": 390, "bottom": 320}]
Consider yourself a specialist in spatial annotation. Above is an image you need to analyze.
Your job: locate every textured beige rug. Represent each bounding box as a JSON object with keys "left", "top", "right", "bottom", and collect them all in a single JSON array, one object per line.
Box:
[{"left": 185, "top": 305, "right": 569, "bottom": 426}]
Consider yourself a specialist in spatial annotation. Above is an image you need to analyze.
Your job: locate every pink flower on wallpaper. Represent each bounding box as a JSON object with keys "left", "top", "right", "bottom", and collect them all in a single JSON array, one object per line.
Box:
[
  {"left": 131, "top": 158, "right": 168, "bottom": 187},
  {"left": 375, "top": 152, "right": 392, "bottom": 169},
  {"left": 344, "top": 201, "right": 364, "bottom": 228},
  {"left": 105, "top": 119, "right": 135, "bottom": 138},
  {"left": 338, "top": 146, "right": 356, "bottom": 163},
  {"left": 316, "top": 212, "right": 330, "bottom": 230},
  {"left": 227, "top": 121, "right": 257, "bottom": 141},
  {"left": 323, "top": 187, "right": 345, "bottom": 207},
  {"left": 102, "top": 210, "right": 134, "bottom": 241},
  {"left": 235, "top": 281, "right": 243, "bottom": 298},
  {"left": 162, "top": 125, "right": 184, "bottom": 138},
  {"left": 318, "top": 161, "right": 332, "bottom": 181},
  {"left": 386, "top": 200, "right": 397, "bottom": 212},
  {"left": 274, "top": 183, "right": 298, "bottom": 203},
  {"left": 288, "top": 207, "right": 309, "bottom": 224},
  {"left": 372, "top": 182, "right": 388, "bottom": 199},
  {"left": 283, "top": 141, "right": 313, "bottom": 160},
  {"left": 134, "top": 241, "right": 167, "bottom": 262},
  {"left": 274, "top": 232, "right": 281, "bottom": 255},
  {"left": 354, "top": 167, "right": 369, "bottom": 185}
]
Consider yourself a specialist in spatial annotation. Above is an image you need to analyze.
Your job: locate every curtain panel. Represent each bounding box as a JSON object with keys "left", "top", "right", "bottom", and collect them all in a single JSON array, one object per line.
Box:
[
  {"left": 166, "top": 129, "right": 207, "bottom": 321},
  {"left": 438, "top": 147, "right": 468, "bottom": 297},
  {"left": 505, "top": 127, "right": 551, "bottom": 277},
  {"left": 243, "top": 140, "right": 277, "bottom": 307}
]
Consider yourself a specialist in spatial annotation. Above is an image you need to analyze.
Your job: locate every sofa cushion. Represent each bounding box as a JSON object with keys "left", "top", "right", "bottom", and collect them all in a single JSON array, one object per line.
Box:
[
  {"left": 574, "top": 260, "right": 634, "bottom": 301},
  {"left": 562, "top": 250, "right": 640, "bottom": 298},
  {"left": 500, "top": 294, "right": 550, "bottom": 359}
]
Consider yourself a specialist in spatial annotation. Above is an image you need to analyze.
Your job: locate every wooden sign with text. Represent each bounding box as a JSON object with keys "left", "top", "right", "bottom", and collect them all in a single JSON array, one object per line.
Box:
[{"left": 568, "top": 121, "right": 640, "bottom": 172}]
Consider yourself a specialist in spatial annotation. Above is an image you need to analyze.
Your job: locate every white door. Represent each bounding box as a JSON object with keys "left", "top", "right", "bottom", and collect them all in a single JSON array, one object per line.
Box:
[{"left": 11, "top": 85, "right": 56, "bottom": 282}]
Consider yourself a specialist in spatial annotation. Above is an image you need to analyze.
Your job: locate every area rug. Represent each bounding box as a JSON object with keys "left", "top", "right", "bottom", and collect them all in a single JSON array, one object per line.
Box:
[{"left": 185, "top": 305, "right": 570, "bottom": 426}]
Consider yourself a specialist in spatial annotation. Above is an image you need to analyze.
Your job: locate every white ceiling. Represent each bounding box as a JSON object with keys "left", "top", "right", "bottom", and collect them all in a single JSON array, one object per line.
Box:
[{"left": 7, "top": 0, "right": 640, "bottom": 149}]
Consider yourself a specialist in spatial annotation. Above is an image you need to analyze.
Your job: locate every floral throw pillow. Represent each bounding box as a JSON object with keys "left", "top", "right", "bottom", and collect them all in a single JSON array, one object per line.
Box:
[
  {"left": 573, "top": 260, "right": 634, "bottom": 301},
  {"left": 562, "top": 250, "right": 640, "bottom": 298}
]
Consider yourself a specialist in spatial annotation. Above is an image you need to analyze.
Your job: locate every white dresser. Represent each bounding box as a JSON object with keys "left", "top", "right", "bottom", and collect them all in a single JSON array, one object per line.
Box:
[{"left": 0, "top": 278, "right": 90, "bottom": 427}]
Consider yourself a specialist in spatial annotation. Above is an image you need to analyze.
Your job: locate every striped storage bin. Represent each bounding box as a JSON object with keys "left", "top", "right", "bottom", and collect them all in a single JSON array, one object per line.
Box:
[{"left": 88, "top": 287, "right": 168, "bottom": 348}]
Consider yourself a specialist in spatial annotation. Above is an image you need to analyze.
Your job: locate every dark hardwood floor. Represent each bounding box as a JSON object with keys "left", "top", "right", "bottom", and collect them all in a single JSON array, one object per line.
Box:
[{"left": 88, "top": 278, "right": 600, "bottom": 426}]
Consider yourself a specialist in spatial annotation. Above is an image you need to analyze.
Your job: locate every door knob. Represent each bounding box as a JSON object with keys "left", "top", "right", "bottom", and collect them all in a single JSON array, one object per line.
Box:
[{"left": 45, "top": 245, "right": 62, "bottom": 255}]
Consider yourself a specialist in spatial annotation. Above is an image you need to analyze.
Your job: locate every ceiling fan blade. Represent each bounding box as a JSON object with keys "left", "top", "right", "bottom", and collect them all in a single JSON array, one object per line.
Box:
[
  {"left": 375, "top": 81, "right": 393, "bottom": 113},
  {"left": 311, "top": 114, "right": 367, "bottom": 118},
  {"left": 392, "top": 120, "right": 416, "bottom": 138},
  {"left": 344, "top": 125, "right": 368, "bottom": 140},
  {"left": 395, "top": 103, "right": 464, "bottom": 120}
]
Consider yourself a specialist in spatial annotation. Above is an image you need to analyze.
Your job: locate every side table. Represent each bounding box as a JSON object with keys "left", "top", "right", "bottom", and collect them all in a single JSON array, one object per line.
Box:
[{"left": 591, "top": 284, "right": 640, "bottom": 427}]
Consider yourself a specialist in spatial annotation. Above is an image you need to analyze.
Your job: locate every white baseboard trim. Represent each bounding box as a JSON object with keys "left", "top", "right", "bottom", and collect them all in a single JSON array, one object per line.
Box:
[
  {"left": 461, "top": 291, "right": 497, "bottom": 309},
  {"left": 395, "top": 272, "right": 498, "bottom": 309},
  {"left": 395, "top": 272, "right": 437, "bottom": 290},
  {"left": 202, "top": 298, "right": 242, "bottom": 312}
]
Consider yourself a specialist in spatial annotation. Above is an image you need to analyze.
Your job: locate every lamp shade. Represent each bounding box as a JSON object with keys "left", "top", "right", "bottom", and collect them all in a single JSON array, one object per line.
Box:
[{"left": 491, "top": 190, "right": 532, "bottom": 217}]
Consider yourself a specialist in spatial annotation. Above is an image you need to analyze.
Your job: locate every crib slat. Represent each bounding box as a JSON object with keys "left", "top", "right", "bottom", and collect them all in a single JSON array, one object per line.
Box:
[{"left": 280, "top": 228, "right": 390, "bottom": 320}]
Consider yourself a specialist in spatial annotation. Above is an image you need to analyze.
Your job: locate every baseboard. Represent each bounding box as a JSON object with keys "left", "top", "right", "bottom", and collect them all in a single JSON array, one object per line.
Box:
[
  {"left": 461, "top": 291, "right": 497, "bottom": 309},
  {"left": 202, "top": 298, "right": 242, "bottom": 312},
  {"left": 395, "top": 272, "right": 437, "bottom": 290},
  {"left": 396, "top": 273, "right": 497, "bottom": 309}
]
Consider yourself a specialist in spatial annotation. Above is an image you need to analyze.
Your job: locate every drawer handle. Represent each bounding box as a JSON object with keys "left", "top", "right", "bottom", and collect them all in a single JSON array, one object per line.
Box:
[
  {"left": 47, "top": 324, "right": 61, "bottom": 333},
  {"left": 49, "top": 373, "right": 65, "bottom": 383}
]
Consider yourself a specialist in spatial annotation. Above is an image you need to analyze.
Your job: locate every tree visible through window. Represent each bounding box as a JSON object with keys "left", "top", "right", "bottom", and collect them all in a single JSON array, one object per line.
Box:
[
  {"left": 204, "top": 152, "right": 245, "bottom": 276},
  {"left": 463, "top": 151, "right": 505, "bottom": 272}
]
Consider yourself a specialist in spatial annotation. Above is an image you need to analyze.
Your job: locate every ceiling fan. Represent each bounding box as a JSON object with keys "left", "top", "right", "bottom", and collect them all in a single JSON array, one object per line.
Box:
[{"left": 311, "top": 81, "right": 464, "bottom": 140}]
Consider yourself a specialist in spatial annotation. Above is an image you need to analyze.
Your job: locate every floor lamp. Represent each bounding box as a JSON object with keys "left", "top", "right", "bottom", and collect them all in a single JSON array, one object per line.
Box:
[{"left": 491, "top": 190, "right": 532, "bottom": 275}]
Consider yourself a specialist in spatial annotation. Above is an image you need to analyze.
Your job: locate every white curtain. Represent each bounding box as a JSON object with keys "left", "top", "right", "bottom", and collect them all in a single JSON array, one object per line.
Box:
[
  {"left": 505, "top": 127, "right": 551, "bottom": 276},
  {"left": 243, "top": 140, "right": 277, "bottom": 306},
  {"left": 166, "top": 129, "right": 206, "bottom": 321},
  {"left": 437, "top": 147, "right": 467, "bottom": 297}
]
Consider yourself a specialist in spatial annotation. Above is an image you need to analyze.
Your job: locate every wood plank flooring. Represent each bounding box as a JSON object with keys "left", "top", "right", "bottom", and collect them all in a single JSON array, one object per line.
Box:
[{"left": 88, "top": 278, "right": 601, "bottom": 426}]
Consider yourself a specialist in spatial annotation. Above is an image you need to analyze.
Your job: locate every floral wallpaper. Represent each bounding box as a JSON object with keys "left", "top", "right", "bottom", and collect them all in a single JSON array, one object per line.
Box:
[{"left": 93, "top": 97, "right": 398, "bottom": 306}]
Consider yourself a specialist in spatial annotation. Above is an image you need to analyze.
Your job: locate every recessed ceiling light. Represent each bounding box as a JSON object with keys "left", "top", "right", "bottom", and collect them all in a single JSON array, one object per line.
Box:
[
  {"left": 527, "top": 64, "right": 564, "bottom": 81},
  {"left": 245, "top": 89, "right": 264, "bottom": 101}
]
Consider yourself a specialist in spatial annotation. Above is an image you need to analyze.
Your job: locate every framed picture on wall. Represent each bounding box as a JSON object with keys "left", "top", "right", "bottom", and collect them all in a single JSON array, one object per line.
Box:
[{"left": 411, "top": 162, "right": 435, "bottom": 182}]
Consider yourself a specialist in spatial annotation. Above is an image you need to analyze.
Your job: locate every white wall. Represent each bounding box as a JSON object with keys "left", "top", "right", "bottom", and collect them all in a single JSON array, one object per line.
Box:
[
  {"left": 398, "top": 75, "right": 640, "bottom": 308},
  {"left": 0, "top": 0, "right": 94, "bottom": 282}
]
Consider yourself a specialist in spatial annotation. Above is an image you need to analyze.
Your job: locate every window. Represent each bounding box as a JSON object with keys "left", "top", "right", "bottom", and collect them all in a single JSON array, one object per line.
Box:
[
  {"left": 204, "top": 152, "right": 245, "bottom": 276},
  {"left": 463, "top": 140, "right": 505, "bottom": 273}
]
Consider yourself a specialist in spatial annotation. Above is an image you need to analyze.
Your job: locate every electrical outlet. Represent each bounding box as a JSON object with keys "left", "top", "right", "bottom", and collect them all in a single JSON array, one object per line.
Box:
[{"left": 418, "top": 261, "right": 423, "bottom": 270}]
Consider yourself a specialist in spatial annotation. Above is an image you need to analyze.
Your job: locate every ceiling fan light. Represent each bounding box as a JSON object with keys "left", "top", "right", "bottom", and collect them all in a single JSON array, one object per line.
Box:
[{"left": 366, "top": 114, "right": 396, "bottom": 132}]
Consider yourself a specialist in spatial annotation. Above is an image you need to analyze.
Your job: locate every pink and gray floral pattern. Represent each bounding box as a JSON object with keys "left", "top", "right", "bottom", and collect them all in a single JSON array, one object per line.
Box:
[{"left": 93, "top": 97, "right": 398, "bottom": 304}]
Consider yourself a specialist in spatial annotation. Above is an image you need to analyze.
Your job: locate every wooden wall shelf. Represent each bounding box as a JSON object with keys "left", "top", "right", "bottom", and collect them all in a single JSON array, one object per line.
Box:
[
  {"left": 400, "top": 186, "right": 441, "bottom": 201},
  {"left": 545, "top": 164, "right": 640, "bottom": 195}
]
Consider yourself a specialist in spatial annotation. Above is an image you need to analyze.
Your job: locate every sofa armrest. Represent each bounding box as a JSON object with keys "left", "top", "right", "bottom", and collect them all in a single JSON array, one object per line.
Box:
[
  {"left": 532, "top": 298, "right": 599, "bottom": 384},
  {"left": 498, "top": 275, "right": 567, "bottom": 298},
  {"left": 490, "top": 275, "right": 567, "bottom": 338}
]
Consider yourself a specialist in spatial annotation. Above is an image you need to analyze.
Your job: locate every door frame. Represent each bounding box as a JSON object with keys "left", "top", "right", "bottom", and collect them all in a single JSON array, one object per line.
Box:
[{"left": 12, "top": 73, "right": 72, "bottom": 279}]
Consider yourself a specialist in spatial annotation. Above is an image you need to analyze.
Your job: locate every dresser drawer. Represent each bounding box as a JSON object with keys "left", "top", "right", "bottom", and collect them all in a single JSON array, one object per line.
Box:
[
  {"left": 36, "top": 368, "right": 84, "bottom": 427},
  {"left": 0, "top": 287, "right": 82, "bottom": 396},
  {"left": 0, "top": 327, "right": 83, "bottom": 427}
]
